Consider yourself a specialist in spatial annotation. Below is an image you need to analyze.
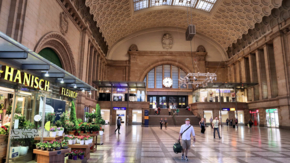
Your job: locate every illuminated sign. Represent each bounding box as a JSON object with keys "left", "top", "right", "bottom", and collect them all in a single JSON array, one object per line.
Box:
[
  {"left": 60, "top": 87, "right": 78, "bottom": 98},
  {"left": 117, "top": 88, "right": 126, "bottom": 92},
  {"left": 0, "top": 65, "right": 50, "bottom": 91},
  {"left": 230, "top": 108, "right": 236, "bottom": 111},
  {"left": 222, "top": 108, "right": 230, "bottom": 111},
  {"left": 113, "top": 107, "right": 126, "bottom": 110}
]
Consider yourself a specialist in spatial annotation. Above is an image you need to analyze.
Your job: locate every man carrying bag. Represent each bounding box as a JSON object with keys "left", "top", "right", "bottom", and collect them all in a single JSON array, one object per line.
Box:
[{"left": 178, "top": 118, "right": 196, "bottom": 161}]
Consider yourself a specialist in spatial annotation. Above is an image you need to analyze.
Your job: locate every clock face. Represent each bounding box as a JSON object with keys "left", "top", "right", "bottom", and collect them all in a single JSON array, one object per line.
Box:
[{"left": 163, "top": 77, "right": 173, "bottom": 87}]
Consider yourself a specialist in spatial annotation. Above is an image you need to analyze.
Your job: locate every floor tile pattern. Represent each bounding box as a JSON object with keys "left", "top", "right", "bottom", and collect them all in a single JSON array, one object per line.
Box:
[{"left": 89, "top": 125, "right": 290, "bottom": 163}]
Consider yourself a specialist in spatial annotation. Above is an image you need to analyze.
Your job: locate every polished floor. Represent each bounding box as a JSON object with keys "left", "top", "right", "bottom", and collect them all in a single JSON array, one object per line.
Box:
[{"left": 89, "top": 125, "right": 290, "bottom": 163}]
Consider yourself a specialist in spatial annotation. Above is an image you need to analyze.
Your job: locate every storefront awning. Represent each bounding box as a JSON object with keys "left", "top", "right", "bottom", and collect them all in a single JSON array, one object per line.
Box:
[
  {"left": 93, "top": 81, "right": 146, "bottom": 88},
  {"left": 0, "top": 32, "right": 96, "bottom": 91},
  {"left": 196, "top": 83, "right": 258, "bottom": 89}
]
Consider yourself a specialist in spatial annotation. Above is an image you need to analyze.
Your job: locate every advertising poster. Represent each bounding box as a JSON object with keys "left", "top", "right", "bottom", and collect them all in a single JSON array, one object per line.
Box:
[{"left": 40, "top": 97, "right": 66, "bottom": 121}]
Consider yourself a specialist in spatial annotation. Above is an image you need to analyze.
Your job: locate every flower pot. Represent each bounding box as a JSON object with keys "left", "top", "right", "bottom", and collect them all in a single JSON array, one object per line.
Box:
[
  {"left": 41, "top": 147, "right": 47, "bottom": 151},
  {"left": 69, "top": 155, "right": 72, "bottom": 159},
  {"left": 19, "top": 146, "right": 29, "bottom": 156},
  {"left": 79, "top": 155, "right": 84, "bottom": 160},
  {"left": 43, "top": 131, "right": 49, "bottom": 137},
  {"left": 80, "top": 131, "right": 84, "bottom": 133},
  {"left": 85, "top": 140, "right": 90, "bottom": 145},
  {"left": 57, "top": 130, "right": 63, "bottom": 136},
  {"left": 79, "top": 140, "right": 84, "bottom": 145},
  {"left": 68, "top": 140, "right": 73, "bottom": 145},
  {"left": 62, "top": 146, "right": 68, "bottom": 149},
  {"left": 77, "top": 139, "right": 80, "bottom": 144},
  {"left": 55, "top": 147, "right": 60, "bottom": 150},
  {"left": 69, "top": 131, "right": 75, "bottom": 135},
  {"left": 99, "top": 131, "right": 104, "bottom": 135},
  {"left": 50, "top": 131, "right": 56, "bottom": 137},
  {"left": 73, "top": 155, "right": 78, "bottom": 160},
  {"left": 47, "top": 148, "right": 53, "bottom": 151}
]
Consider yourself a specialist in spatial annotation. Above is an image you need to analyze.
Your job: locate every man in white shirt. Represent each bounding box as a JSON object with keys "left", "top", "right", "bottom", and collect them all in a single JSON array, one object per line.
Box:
[
  {"left": 212, "top": 116, "right": 221, "bottom": 139},
  {"left": 178, "top": 118, "right": 196, "bottom": 161}
]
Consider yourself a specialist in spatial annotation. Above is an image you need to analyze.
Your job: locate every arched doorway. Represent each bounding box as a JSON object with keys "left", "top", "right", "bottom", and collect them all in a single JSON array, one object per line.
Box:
[{"left": 39, "top": 48, "right": 63, "bottom": 68}]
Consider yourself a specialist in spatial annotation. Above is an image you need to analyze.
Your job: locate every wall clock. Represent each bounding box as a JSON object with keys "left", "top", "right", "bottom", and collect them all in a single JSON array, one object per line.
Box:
[{"left": 163, "top": 77, "right": 173, "bottom": 87}]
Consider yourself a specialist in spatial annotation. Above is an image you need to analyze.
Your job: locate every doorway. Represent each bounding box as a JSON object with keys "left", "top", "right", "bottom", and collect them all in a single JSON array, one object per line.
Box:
[
  {"left": 219, "top": 111, "right": 229, "bottom": 123},
  {"left": 116, "top": 110, "right": 126, "bottom": 124},
  {"left": 132, "top": 110, "right": 142, "bottom": 125},
  {"left": 204, "top": 110, "right": 213, "bottom": 124},
  {"left": 266, "top": 109, "right": 279, "bottom": 127}
]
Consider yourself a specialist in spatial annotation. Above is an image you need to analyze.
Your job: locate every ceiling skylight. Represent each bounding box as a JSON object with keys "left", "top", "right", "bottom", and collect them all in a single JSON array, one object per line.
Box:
[{"left": 133, "top": 0, "right": 217, "bottom": 12}]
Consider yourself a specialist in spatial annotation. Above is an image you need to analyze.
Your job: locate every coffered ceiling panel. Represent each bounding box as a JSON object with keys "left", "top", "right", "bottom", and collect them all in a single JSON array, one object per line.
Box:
[{"left": 85, "top": 0, "right": 283, "bottom": 51}]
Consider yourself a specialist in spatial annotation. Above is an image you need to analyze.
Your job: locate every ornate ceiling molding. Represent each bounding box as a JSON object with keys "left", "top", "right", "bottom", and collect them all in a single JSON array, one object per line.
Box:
[{"left": 85, "top": 0, "right": 283, "bottom": 52}]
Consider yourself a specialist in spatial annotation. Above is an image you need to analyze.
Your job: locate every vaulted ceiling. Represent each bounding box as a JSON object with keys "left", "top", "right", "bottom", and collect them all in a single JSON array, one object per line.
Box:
[{"left": 85, "top": 0, "right": 283, "bottom": 51}]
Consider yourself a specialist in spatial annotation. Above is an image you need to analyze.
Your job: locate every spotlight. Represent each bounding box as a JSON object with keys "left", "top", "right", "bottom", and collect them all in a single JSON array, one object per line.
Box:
[
  {"left": 82, "top": 89, "right": 85, "bottom": 92},
  {"left": 74, "top": 84, "right": 77, "bottom": 88},
  {"left": 89, "top": 91, "right": 92, "bottom": 95},
  {"left": 44, "top": 71, "right": 49, "bottom": 77}
]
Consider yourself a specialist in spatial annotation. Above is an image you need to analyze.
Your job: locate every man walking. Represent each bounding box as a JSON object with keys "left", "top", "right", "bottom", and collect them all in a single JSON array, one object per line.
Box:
[
  {"left": 178, "top": 118, "right": 196, "bottom": 161},
  {"left": 212, "top": 117, "right": 221, "bottom": 139},
  {"left": 210, "top": 117, "right": 213, "bottom": 128},
  {"left": 115, "top": 117, "right": 121, "bottom": 134}
]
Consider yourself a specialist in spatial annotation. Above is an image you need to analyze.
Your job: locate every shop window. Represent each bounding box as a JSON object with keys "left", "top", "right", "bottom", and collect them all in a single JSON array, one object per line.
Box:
[{"left": 39, "top": 48, "right": 62, "bottom": 68}]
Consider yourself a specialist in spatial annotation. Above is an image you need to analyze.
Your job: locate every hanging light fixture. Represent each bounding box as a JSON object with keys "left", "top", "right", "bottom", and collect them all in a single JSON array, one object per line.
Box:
[
  {"left": 44, "top": 71, "right": 49, "bottom": 77},
  {"left": 60, "top": 79, "right": 64, "bottom": 84},
  {"left": 74, "top": 84, "right": 77, "bottom": 88},
  {"left": 89, "top": 91, "right": 92, "bottom": 95},
  {"left": 82, "top": 89, "right": 85, "bottom": 92}
]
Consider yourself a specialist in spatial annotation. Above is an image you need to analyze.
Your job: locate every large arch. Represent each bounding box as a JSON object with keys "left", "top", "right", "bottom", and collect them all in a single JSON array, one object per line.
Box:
[
  {"left": 138, "top": 59, "right": 191, "bottom": 82},
  {"left": 34, "top": 32, "right": 76, "bottom": 75}
]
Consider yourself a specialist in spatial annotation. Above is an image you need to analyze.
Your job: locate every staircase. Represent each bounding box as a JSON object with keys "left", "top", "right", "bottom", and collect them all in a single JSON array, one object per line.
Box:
[{"left": 148, "top": 108, "right": 200, "bottom": 126}]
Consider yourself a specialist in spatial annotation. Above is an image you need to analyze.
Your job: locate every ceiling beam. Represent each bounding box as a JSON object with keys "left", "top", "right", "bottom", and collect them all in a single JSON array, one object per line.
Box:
[{"left": 0, "top": 51, "right": 28, "bottom": 59}]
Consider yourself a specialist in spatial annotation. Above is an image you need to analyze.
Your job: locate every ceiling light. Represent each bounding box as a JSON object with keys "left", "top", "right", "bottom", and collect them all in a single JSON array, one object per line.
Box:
[
  {"left": 44, "top": 71, "right": 49, "bottom": 77},
  {"left": 18, "top": 97, "right": 24, "bottom": 101},
  {"left": 82, "top": 89, "right": 85, "bottom": 92},
  {"left": 74, "top": 84, "right": 77, "bottom": 88},
  {"left": 60, "top": 79, "right": 64, "bottom": 84},
  {"left": 89, "top": 91, "right": 92, "bottom": 95},
  {"left": 130, "top": 88, "right": 136, "bottom": 91}
]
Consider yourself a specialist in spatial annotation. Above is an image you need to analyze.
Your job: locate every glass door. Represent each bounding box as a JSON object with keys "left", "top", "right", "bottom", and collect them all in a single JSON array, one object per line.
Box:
[
  {"left": 158, "top": 96, "right": 166, "bottom": 108},
  {"left": 266, "top": 109, "right": 279, "bottom": 127}
]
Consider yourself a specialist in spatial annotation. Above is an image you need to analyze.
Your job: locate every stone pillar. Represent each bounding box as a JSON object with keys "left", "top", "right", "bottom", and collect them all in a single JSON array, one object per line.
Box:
[
  {"left": 229, "top": 111, "right": 235, "bottom": 121},
  {"left": 127, "top": 108, "right": 132, "bottom": 125},
  {"left": 244, "top": 108, "right": 250, "bottom": 125},
  {"left": 213, "top": 109, "right": 219, "bottom": 119},
  {"left": 258, "top": 109, "right": 266, "bottom": 127},
  {"left": 111, "top": 109, "right": 116, "bottom": 125},
  {"left": 248, "top": 54, "right": 258, "bottom": 101},
  {"left": 235, "top": 61, "right": 241, "bottom": 83},
  {"left": 240, "top": 58, "right": 247, "bottom": 83},
  {"left": 231, "top": 64, "right": 235, "bottom": 82},
  {"left": 273, "top": 35, "right": 288, "bottom": 96},
  {"left": 279, "top": 106, "right": 290, "bottom": 129},
  {"left": 255, "top": 49, "right": 268, "bottom": 99},
  {"left": 263, "top": 45, "right": 273, "bottom": 99}
]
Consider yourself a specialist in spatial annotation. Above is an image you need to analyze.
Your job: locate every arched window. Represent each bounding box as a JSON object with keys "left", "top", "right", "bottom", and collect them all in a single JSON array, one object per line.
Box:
[
  {"left": 143, "top": 65, "right": 190, "bottom": 89},
  {"left": 38, "top": 48, "right": 63, "bottom": 68}
]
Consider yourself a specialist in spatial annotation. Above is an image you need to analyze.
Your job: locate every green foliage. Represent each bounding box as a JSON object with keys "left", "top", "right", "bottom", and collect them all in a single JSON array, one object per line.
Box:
[
  {"left": 14, "top": 114, "right": 26, "bottom": 128},
  {"left": 77, "top": 118, "right": 82, "bottom": 124},
  {"left": 95, "top": 104, "right": 105, "bottom": 124},
  {"left": 46, "top": 113, "right": 56, "bottom": 123},
  {"left": 55, "top": 120, "right": 62, "bottom": 127},
  {"left": 70, "top": 101, "right": 79, "bottom": 127},
  {"left": 6, "top": 106, "right": 12, "bottom": 114},
  {"left": 92, "top": 124, "right": 100, "bottom": 131},
  {"left": 15, "top": 105, "right": 21, "bottom": 114}
]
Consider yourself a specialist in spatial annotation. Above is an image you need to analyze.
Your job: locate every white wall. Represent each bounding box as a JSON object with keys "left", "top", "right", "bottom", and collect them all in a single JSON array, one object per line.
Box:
[{"left": 108, "top": 28, "right": 227, "bottom": 61}]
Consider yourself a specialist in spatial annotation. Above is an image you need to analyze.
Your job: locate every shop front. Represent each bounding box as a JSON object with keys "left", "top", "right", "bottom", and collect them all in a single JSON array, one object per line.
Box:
[
  {"left": 249, "top": 110, "right": 259, "bottom": 126},
  {"left": 266, "top": 109, "right": 279, "bottom": 128},
  {"left": 0, "top": 32, "right": 96, "bottom": 163},
  {"left": 148, "top": 95, "right": 187, "bottom": 109}
]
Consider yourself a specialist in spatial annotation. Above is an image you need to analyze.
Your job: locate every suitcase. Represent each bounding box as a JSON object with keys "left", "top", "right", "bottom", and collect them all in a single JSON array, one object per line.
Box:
[
  {"left": 173, "top": 141, "right": 183, "bottom": 154},
  {"left": 233, "top": 125, "right": 235, "bottom": 128}
]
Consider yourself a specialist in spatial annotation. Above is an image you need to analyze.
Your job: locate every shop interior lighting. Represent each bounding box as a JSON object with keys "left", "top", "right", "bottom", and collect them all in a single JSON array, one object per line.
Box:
[
  {"left": 0, "top": 87, "right": 14, "bottom": 92},
  {"left": 19, "top": 91, "right": 32, "bottom": 95},
  {"left": 18, "top": 97, "right": 24, "bottom": 101},
  {"left": 60, "top": 79, "right": 64, "bottom": 84},
  {"left": 130, "top": 88, "right": 136, "bottom": 91},
  {"left": 44, "top": 71, "right": 49, "bottom": 77}
]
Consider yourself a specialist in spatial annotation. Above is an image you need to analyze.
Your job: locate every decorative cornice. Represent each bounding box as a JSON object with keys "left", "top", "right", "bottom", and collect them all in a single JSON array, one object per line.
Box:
[{"left": 128, "top": 51, "right": 207, "bottom": 57}]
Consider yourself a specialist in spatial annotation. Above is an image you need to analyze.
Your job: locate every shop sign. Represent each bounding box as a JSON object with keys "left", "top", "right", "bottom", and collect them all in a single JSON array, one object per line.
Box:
[
  {"left": 0, "top": 65, "right": 50, "bottom": 91},
  {"left": 113, "top": 107, "right": 126, "bottom": 110},
  {"left": 230, "top": 108, "right": 236, "bottom": 111},
  {"left": 266, "top": 109, "right": 276, "bottom": 113},
  {"left": 249, "top": 110, "right": 259, "bottom": 114},
  {"left": 222, "top": 108, "right": 230, "bottom": 111},
  {"left": 60, "top": 87, "right": 78, "bottom": 98},
  {"left": 144, "top": 110, "right": 149, "bottom": 116},
  {"left": 117, "top": 88, "right": 126, "bottom": 92}
]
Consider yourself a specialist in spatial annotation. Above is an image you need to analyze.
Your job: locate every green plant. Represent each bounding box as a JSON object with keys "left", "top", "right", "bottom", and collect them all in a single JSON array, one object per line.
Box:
[
  {"left": 61, "top": 141, "right": 68, "bottom": 147},
  {"left": 6, "top": 106, "right": 12, "bottom": 114},
  {"left": 14, "top": 114, "right": 26, "bottom": 129},
  {"left": 60, "top": 111, "right": 70, "bottom": 125},
  {"left": 46, "top": 113, "right": 56, "bottom": 123},
  {"left": 95, "top": 104, "right": 105, "bottom": 124},
  {"left": 70, "top": 101, "right": 79, "bottom": 127},
  {"left": 15, "top": 105, "right": 21, "bottom": 114},
  {"left": 24, "top": 120, "right": 35, "bottom": 129},
  {"left": 92, "top": 124, "right": 100, "bottom": 131},
  {"left": 77, "top": 118, "right": 82, "bottom": 124},
  {"left": 64, "top": 121, "right": 74, "bottom": 132},
  {"left": 55, "top": 120, "right": 62, "bottom": 127},
  {"left": 0, "top": 103, "right": 4, "bottom": 110}
]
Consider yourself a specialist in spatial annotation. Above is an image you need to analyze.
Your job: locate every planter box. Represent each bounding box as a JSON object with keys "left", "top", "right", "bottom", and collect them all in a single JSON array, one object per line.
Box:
[
  {"left": 33, "top": 148, "right": 70, "bottom": 163},
  {"left": 67, "top": 144, "right": 93, "bottom": 159},
  {"left": 67, "top": 157, "right": 87, "bottom": 163},
  {"left": 0, "top": 135, "right": 7, "bottom": 163}
]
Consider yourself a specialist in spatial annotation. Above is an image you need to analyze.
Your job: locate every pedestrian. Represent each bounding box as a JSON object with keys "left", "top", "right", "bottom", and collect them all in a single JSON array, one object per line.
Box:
[
  {"left": 160, "top": 118, "right": 164, "bottom": 130},
  {"left": 235, "top": 118, "right": 238, "bottom": 128},
  {"left": 176, "top": 108, "right": 179, "bottom": 115},
  {"left": 212, "top": 117, "right": 221, "bottom": 139},
  {"left": 199, "top": 118, "right": 205, "bottom": 134},
  {"left": 164, "top": 118, "right": 168, "bottom": 130},
  {"left": 230, "top": 119, "right": 233, "bottom": 126},
  {"left": 248, "top": 119, "right": 253, "bottom": 128},
  {"left": 154, "top": 107, "right": 158, "bottom": 115},
  {"left": 115, "top": 117, "right": 121, "bottom": 134},
  {"left": 178, "top": 118, "right": 196, "bottom": 161},
  {"left": 186, "top": 105, "right": 189, "bottom": 111},
  {"left": 158, "top": 107, "right": 161, "bottom": 115},
  {"left": 210, "top": 117, "right": 213, "bottom": 128},
  {"left": 226, "top": 118, "right": 229, "bottom": 126},
  {"left": 168, "top": 108, "right": 171, "bottom": 115}
]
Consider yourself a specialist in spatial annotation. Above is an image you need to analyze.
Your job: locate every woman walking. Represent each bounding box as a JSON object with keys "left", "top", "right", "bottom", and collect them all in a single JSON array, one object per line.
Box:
[
  {"left": 164, "top": 118, "right": 168, "bottom": 130},
  {"left": 199, "top": 118, "right": 205, "bottom": 134},
  {"left": 160, "top": 118, "right": 164, "bottom": 130}
]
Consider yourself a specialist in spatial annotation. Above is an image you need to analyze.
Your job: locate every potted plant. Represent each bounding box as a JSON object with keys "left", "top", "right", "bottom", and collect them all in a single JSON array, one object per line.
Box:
[
  {"left": 57, "top": 127, "right": 64, "bottom": 136},
  {"left": 79, "top": 150, "right": 85, "bottom": 160},
  {"left": 78, "top": 136, "right": 84, "bottom": 145},
  {"left": 47, "top": 143, "right": 53, "bottom": 151},
  {"left": 41, "top": 142, "right": 47, "bottom": 151},
  {"left": 84, "top": 123, "right": 90, "bottom": 133},
  {"left": 92, "top": 124, "right": 100, "bottom": 134},
  {"left": 61, "top": 142, "right": 68, "bottom": 149},
  {"left": 89, "top": 137, "right": 93, "bottom": 144},
  {"left": 54, "top": 141, "right": 61, "bottom": 150},
  {"left": 77, "top": 118, "right": 82, "bottom": 124},
  {"left": 83, "top": 137, "right": 89, "bottom": 145},
  {"left": 50, "top": 127, "right": 56, "bottom": 137},
  {"left": 19, "top": 140, "right": 29, "bottom": 156},
  {"left": 68, "top": 136, "right": 73, "bottom": 145},
  {"left": 100, "top": 128, "right": 104, "bottom": 135},
  {"left": 0, "top": 103, "right": 4, "bottom": 114},
  {"left": 36, "top": 142, "right": 41, "bottom": 150},
  {"left": 46, "top": 113, "right": 56, "bottom": 124},
  {"left": 68, "top": 151, "right": 73, "bottom": 159},
  {"left": 72, "top": 150, "right": 78, "bottom": 160}
]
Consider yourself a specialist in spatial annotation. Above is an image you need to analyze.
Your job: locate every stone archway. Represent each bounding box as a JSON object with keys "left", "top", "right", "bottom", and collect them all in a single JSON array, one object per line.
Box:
[
  {"left": 138, "top": 60, "right": 192, "bottom": 81},
  {"left": 34, "top": 32, "right": 76, "bottom": 75}
]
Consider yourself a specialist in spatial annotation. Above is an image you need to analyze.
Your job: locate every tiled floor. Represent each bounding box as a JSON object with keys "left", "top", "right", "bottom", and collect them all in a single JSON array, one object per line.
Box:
[{"left": 89, "top": 125, "right": 290, "bottom": 163}]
